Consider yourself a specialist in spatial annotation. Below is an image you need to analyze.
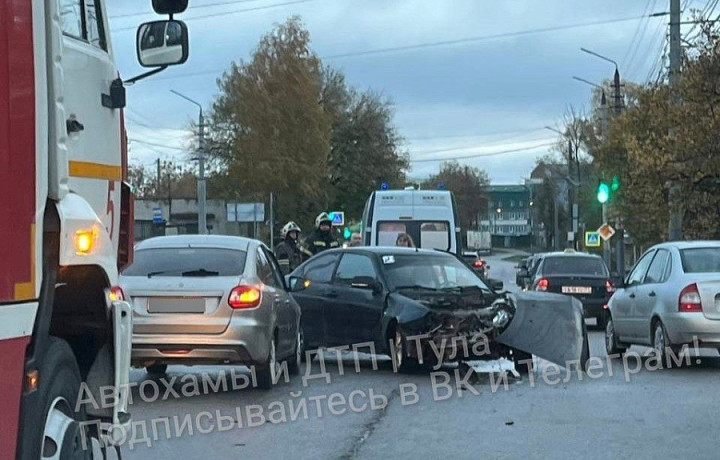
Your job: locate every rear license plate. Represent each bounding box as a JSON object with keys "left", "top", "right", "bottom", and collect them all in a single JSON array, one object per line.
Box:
[
  {"left": 148, "top": 297, "right": 205, "bottom": 314},
  {"left": 562, "top": 286, "right": 592, "bottom": 294}
]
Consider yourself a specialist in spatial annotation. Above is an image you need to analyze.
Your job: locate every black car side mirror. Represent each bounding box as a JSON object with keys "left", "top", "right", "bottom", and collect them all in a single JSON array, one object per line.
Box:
[
  {"left": 288, "top": 276, "right": 310, "bottom": 292},
  {"left": 489, "top": 278, "right": 504, "bottom": 292},
  {"left": 350, "top": 276, "right": 382, "bottom": 294}
]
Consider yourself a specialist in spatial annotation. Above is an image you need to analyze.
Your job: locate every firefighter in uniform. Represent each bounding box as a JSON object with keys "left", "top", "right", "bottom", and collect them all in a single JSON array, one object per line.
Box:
[
  {"left": 305, "top": 212, "right": 340, "bottom": 255},
  {"left": 274, "top": 221, "right": 310, "bottom": 275}
]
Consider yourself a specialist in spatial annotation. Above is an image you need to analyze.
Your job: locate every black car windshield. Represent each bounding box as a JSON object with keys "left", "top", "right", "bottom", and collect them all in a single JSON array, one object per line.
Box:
[
  {"left": 382, "top": 254, "right": 490, "bottom": 291},
  {"left": 541, "top": 256, "right": 608, "bottom": 276},
  {"left": 122, "top": 248, "right": 247, "bottom": 277},
  {"left": 680, "top": 247, "right": 720, "bottom": 273}
]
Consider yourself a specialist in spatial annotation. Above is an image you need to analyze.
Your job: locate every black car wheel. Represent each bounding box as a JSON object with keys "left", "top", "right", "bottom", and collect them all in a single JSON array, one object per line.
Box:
[
  {"left": 287, "top": 327, "right": 303, "bottom": 375},
  {"left": 393, "top": 329, "right": 419, "bottom": 373}
]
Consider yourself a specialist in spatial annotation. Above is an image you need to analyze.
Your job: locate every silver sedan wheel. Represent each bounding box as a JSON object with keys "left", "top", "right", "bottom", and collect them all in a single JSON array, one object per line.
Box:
[{"left": 653, "top": 323, "right": 665, "bottom": 355}]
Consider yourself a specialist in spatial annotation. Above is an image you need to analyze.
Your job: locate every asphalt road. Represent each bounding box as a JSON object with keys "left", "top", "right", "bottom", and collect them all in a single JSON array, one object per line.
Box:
[{"left": 120, "top": 251, "right": 720, "bottom": 460}]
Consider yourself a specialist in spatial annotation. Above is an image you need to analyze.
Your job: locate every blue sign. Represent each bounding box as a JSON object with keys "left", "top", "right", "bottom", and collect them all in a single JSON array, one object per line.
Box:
[
  {"left": 585, "top": 232, "right": 600, "bottom": 248},
  {"left": 328, "top": 211, "right": 345, "bottom": 226},
  {"left": 152, "top": 207, "right": 164, "bottom": 224}
]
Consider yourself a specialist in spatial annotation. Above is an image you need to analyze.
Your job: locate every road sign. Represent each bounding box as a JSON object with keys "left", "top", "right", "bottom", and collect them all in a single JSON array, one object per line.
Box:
[
  {"left": 585, "top": 232, "right": 601, "bottom": 247},
  {"left": 328, "top": 211, "right": 345, "bottom": 226},
  {"left": 597, "top": 223, "right": 616, "bottom": 241},
  {"left": 152, "top": 207, "right": 164, "bottom": 224}
]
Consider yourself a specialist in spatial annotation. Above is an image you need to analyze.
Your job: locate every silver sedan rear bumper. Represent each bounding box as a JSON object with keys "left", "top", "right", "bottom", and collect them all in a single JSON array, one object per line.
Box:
[
  {"left": 131, "top": 316, "right": 271, "bottom": 367},
  {"left": 663, "top": 312, "right": 720, "bottom": 346}
]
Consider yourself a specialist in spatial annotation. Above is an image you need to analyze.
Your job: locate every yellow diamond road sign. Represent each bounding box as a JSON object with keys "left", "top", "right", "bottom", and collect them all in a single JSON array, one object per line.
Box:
[{"left": 597, "top": 223, "right": 615, "bottom": 241}]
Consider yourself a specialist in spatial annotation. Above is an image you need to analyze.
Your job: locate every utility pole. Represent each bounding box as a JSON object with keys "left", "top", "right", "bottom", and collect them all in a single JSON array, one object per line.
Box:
[
  {"left": 667, "top": 0, "right": 683, "bottom": 241},
  {"left": 170, "top": 90, "right": 208, "bottom": 235},
  {"left": 613, "top": 68, "right": 622, "bottom": 115}
]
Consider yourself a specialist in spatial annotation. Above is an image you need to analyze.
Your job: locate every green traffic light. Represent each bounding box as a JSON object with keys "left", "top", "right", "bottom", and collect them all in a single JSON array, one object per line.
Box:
[
  {"left": 343, "top": 228, "right": 352, "bottom": 239},
  {"left": 611, "top": 175, "right": 620, "bottom": 192},
  {"left": 597, "top": 182, "right": 610, "bottom": 204}
]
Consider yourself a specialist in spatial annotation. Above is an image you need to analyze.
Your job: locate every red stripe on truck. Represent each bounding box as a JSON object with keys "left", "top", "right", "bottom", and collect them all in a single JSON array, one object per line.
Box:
[{"left": 0, "top": 0, "right": 36, "bottom": 302}]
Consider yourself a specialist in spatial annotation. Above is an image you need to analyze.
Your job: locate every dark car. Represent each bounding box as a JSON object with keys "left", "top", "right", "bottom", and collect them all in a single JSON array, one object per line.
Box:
[
  {"left": 529, "top": 250, "right": 615, "bottom": 328},
  {"left": 288, "top": 247, "right": 589, "bottom": 373},
  {"left": 461, "top": 250, "right": 490, "bottom": 280}
]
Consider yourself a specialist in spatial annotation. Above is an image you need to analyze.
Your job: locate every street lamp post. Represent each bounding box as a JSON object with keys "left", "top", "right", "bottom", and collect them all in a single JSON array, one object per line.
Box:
[
  {"left": 545, "top": 126, "right": 575, "bottom": 248},
  {"left": 170, "top": 90, "right": 207, "bottom": 235},
  {"left": 580, "top": 48, "right": 624, "bottom": 272}
]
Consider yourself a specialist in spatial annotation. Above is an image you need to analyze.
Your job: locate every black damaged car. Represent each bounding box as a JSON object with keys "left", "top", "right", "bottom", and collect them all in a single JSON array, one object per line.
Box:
[{"left": 287, "top": 247, "right": 589, "bottom": 373}]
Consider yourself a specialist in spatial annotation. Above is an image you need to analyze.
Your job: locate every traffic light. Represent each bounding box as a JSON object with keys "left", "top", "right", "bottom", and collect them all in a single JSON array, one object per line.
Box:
[
  {"left": 343, "top": 227, "right": 352, "bottom": 239},
  {"left": 611, "top": 175, "right": 620, "bottom": 192},
  {"left": 597, "top": 182, "right": 610, "bottom": 204}
]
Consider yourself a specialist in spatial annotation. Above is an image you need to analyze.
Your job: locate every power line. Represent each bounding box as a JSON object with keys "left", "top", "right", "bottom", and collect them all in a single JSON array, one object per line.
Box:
[
  {"left": 411, "top": 136, "right": 555, "bottom": 155},
  {"left": 324, "top": 14, "right": 665, "bottom": 60},
  {"left": 113, "top": 0, "right": 315, "bottom": 31},
  {"left": 144, "top": 13, "right": 669, "bottom": 82},
  {"left": 129, "top": 138, "right": 188, "bottom": 151},
  {"left": 110, "top": 0, "right": 268, "bottom": 19},
  {"left": 406, "top": 126, "right": 547, "bottom": 142},
  {"left": 410, "top": 142, "right": 555, "bottom": 163},
  {"left": 622, "top": 0, "right": 655, "bottom": 70}
]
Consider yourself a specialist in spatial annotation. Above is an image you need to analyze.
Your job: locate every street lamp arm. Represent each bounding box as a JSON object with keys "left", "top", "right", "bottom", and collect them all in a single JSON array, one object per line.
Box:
[
  {"left": 170, "top": 89, "right": 203, "bottom": 114},
  {"left": 580, "top": 47, "right": 618, "bottom": 69}
]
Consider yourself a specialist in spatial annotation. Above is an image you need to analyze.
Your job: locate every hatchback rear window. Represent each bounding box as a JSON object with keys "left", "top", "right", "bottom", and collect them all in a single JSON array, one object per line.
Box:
[
  {"left": 541, "top": 256, "right": 608, "bottom": 276},
  {"left": 122, "top": 248, "right": 247, "bottom": 277},
  {"left": 680, "top": 248, "right": 720, "bottom": 273}
]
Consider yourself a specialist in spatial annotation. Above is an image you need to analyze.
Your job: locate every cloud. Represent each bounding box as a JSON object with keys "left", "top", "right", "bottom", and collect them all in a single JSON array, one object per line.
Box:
[{"left": 106, "top": 0, "right": 664, "bottom": 184}]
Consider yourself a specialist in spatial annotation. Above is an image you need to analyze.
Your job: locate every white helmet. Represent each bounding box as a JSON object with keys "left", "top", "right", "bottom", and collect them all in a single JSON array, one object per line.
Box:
[
  {"left": 315, "top": 212, "right": 332, "bottom": 229},
  {"left": 281, "top": 221, "right": 301, "bottom": 238}
]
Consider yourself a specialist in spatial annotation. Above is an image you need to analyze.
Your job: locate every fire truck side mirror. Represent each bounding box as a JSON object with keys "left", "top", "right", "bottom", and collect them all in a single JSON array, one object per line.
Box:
[
  {"left": 152, "top": 0, "right": 189, "bottom": 15},
  {"left": 136, "top": 20, "right": 189, "bottom": 68}
]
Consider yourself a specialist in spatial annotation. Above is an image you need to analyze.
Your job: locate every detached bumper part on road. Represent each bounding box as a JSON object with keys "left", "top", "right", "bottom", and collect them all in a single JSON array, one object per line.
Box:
[{"left": 662, "top": 312, "right": 720, "bottom": 346}]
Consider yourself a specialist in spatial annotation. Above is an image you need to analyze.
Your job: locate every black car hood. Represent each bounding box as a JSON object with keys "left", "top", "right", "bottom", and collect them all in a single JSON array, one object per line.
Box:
[{"left": 495, "top": 291, "right": 587, "bottom": 368}]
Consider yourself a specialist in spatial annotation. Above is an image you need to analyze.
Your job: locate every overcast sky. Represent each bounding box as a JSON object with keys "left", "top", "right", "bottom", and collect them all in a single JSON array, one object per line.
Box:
[{"left": 106, "top": 0, "right": 697, "bottom": 184}]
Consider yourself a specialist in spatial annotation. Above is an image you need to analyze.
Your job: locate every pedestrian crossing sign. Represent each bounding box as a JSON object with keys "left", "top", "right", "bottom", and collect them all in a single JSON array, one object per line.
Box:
[
  {"left": 328, "top": 211, "right": 345, "bottom": 226},
  {"left": 585, "top": 232, "right": 601, "bottom": 248}
]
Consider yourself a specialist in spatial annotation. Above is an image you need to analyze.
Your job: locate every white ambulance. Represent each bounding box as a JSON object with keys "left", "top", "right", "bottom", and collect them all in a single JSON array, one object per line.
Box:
[{"left": 361, "top": 188, "right": 462, "bottom": 254}]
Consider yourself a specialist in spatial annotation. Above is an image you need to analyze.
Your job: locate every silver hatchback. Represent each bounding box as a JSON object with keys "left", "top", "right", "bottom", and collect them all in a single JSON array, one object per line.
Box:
[
  {"left": 119, "top": 235, "right": 302, "bottom": 389},
  {"left": 606, "top": 241, "right": 720, "bottom": 360}
]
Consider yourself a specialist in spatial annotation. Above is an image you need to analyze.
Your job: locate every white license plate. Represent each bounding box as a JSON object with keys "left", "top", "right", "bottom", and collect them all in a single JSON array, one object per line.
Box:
[
  {"left": 148, "top": 297, "right": 205, "bottom": 313},
  {"left": 562, "top": 286, "right": 592, "bottom": 294}
]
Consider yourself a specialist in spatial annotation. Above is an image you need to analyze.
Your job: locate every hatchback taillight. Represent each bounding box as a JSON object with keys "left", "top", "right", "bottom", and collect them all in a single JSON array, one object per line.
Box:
[
  {"left": 109, "top": 286, "right": 125, "bottom": 301},
  {"left": 473, "top": 260, "right": 484, "bottom": 268},
  {"left": 229, "top": 285, "right": 262, "bottom": 309},
  {"left": 228, "top": 285, "right": 262, "bottom": 308},
  {"left": 536, "top": 278, "right": 548, "bottom": 291},
  {"left": 678, "top": 283, "right": 702, "bottom": 312}
]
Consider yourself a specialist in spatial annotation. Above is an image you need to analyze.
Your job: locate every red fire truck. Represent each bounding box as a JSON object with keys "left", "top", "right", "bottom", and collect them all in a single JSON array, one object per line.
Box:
[{"left": 1, "top": 1, "right": 189, "bottom": 457}]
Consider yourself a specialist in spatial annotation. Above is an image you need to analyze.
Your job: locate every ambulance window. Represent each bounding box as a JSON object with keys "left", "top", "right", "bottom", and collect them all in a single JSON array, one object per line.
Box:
[
  {"left": 60, "top": 0, "right": 83, "bottom": 39},
  {"left": 85, "top": 0, "right": 107, "bottom": 50}
]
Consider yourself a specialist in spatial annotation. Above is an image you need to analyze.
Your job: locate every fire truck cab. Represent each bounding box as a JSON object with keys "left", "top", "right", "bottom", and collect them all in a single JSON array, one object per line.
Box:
[{"left": 1, "top": 1, "right": 190, "bottom": 457}]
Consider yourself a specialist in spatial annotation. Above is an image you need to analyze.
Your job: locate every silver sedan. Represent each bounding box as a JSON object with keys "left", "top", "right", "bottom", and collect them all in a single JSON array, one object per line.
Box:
[
  {"left": 119, "top": 235, "right": 302, "bottom": 389},
  {"left": 605, "top": 241, "right": 720, "bottom": 360}
]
